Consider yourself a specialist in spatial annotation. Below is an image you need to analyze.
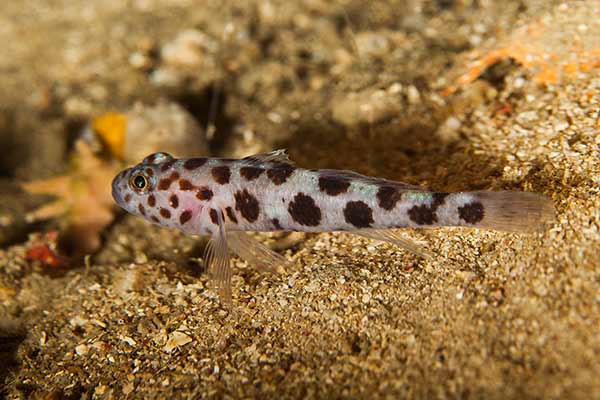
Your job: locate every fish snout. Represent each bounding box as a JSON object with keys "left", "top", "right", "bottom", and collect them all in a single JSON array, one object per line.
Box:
[{"left": 111, "top": 169, "right": 130, "bottom": 206}]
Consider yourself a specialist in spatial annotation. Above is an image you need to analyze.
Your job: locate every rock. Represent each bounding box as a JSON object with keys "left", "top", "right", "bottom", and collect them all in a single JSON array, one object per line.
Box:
[
  {"left": 151, "top": 29, "right": 219, "bottom": 89},
  {"left": 436, "top": 116, "right": 462, "bottom": 143},
  {"left": 123, "top": 100, "right": 208, "bottom": 163},
  {"left": 406, "top": 85, "right": 420, "bottom": 105},
  {"left": 331, "top": 88, "right": 402, "bottom": 128},
  {"left": 75, "top": 343, "right": 88, "bottom": 356},
  {"left": 164, "top": 330, "right": 193, "bottom": 353},
  {"left": 354, "top": 31, "right": 392, "bottom": 60},
  {"left": 161, "top": 30, "right": 216, "bottom": 68}
]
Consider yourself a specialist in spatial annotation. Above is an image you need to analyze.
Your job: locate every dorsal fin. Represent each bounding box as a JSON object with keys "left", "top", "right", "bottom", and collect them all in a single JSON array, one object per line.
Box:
[
  {"left": 317, "top": 169, "right": 426, "bottom": 191},
  {"left": 242, "top": 149, "right": 295, "bottom": 166},
  {"left": 142, "top": 152, "right": 174, "bottom": 165}
]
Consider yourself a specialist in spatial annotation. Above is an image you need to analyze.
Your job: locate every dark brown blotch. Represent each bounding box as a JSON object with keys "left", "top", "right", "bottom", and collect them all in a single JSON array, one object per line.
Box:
[
  {"left": 408, "top": 205, "right": 437, "bottom": 225},
  {"left": 377, "top": 186, "right": 402, "bottom": 210},
  {"left": 138, "top": 203, "right": 146, "bottom": 216},
  {"left": 160, "top": 159, "right": 177, "bottom": 172},
  {"left": 234, "top": 189, "right": 260, "bottom": 222},
  {"left": 209, "top": 208, "right": 220, "bottom": 225},
  {"left": 147, "top": 194, "right": 156, "bottom": 207},
  {"left": 288, "top": 193, "right": 321, "bottom": 226},
  {"left": 407, "top": 192, "right": 448, "bottom": 225},
  {"left": 145, "top": 168, "right": 154, "bottom": 177},
  {"left": 124, "top": 194, "right": 131, "bottom": 203},
  {"left": 225, "top": 207, "right": 238, "bottom": 224},
  {"left": 431, "top": 192, "right": 449, "bottom": 208},
  {"left": 183, "top": 158, "right": 208, "bottom": 170},
  {"left": 179, "top": 210, "right": 192, "bottom": 225},
  {"left": 343, "top": 201, "right": 373, "bottom": 228},
  {"left": 196, "top": 187, "right": 213, "bottom": 201},
  {"left": 212, "top": 166, "right": 231, "bottom": 184},
  {"left": 169, "top": 194, "right": 179, "bottom": 209},
  {"left": 179, "top": 179, "right": 194, "bottom": 190},
  {"left": 151, "top": 216, "right": 160, "bottom": 223},
  {"left": 458, "top": 201, "right": 485, "bottom": 224},
  {"left": 318, "top": 175, "right": 350, "bottom": 196},
  {"left": 160, "top": 208, "right": 171, "bottom": 219},
  {"left": 267, "top": 164, "right": 295, "bottom": 185},
  {"left": 272, "top": 218, "right": 283, "bottom": 230},
  {"left": 158, "top": 178, "right": 172, "bottom": 191},
  {"left": 240, "top": 166, "right": 265, "bottom": 181}
]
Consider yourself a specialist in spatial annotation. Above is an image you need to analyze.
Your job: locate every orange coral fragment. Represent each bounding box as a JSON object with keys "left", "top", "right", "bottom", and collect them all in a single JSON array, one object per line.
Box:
[
  {"left": 444, "top": 2, "right": 600, "bottom": 95},
  {"left": 92, "top": 112, "right": 128, "bottom": 160}
]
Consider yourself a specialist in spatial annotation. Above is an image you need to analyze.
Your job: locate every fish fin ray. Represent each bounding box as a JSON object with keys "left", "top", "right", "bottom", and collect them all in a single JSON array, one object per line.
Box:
[
  {"left": 465, "top": 191, "right": 555, "bottom": 233},
  {"left": 227, "top": 231, "right": 291, "bottom": 274},
  {"left": 242, "top": 149, "right": 295, "bottom": 166},
  {"left": 203, "top": 211, "right": 232, "bottom": 304},
  {"left": 318, "top": 169, "right": 426, "bottom": 191},
  {"left": 352, "top": 229, "right": 433, "bottom": 259}
]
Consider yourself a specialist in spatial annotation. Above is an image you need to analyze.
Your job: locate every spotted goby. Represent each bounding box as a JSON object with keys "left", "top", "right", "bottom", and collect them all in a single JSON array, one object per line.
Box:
[{"left": 111, "top": 150, "right": 555, "bottom": 302}]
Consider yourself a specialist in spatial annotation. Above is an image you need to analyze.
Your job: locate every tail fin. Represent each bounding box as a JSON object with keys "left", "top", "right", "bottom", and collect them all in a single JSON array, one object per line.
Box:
[{"left": 463, "top": 191, "right": 555, "bottom": 233}]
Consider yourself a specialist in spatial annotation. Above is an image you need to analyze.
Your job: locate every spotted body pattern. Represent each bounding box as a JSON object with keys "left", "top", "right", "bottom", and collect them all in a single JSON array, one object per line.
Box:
[{"left": 112, "top": 150, "right": 554, "bottom": 301}]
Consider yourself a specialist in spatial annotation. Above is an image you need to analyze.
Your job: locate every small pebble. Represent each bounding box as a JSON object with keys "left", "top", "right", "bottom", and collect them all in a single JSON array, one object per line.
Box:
[{"left": 75, "top": 344, "right": 89, "bottom": 356}]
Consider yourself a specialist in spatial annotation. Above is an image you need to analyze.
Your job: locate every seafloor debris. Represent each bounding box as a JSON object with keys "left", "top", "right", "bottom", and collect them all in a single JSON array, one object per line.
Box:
[
  {"left": 22, "top": 140, "right": 119, "bottom": 259},
  {"left": 22, "top": 100, "right": 208, "bottom": 259},
  {"left": 92, "top": 100, "right": 208, "bottom": 164},
  {"left": 164, "top": 329, "right": 193, "bottom": 353},
  {"left": 150, "top": 29, "right": 221, "bottom": 89},
  {"left": 24, "top": 231, "right": 69, "bottom": 269},
  {"left": 444, "top": 2, "right": 600, "bottom": 95},
  {"left": 330, "top": 84, "right": 405, "bottom": 128}
]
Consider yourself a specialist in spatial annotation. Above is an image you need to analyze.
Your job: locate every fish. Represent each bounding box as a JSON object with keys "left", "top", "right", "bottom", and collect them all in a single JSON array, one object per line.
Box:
[{"left": 111, "top": 150, "right": 555, "bottom": 302}]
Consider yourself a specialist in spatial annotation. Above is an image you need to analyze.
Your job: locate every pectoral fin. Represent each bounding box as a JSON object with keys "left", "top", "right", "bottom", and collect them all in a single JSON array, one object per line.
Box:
[
  {"left": 204, "top": 211, "right": 232, "bottom": 304},
  {"left": 227, "top": 231, "right": 291, "bottom": 274}
]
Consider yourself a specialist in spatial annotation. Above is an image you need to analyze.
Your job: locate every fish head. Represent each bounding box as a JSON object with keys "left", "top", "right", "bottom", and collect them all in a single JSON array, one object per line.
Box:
[{"left": 111, "top": 152, "right": 173, "bottom": 220}]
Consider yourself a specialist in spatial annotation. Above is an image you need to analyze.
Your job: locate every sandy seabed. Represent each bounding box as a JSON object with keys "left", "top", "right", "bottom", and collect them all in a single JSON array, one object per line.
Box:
[{"left": 0, "top": 1, "right": 599, "bottom": 399}]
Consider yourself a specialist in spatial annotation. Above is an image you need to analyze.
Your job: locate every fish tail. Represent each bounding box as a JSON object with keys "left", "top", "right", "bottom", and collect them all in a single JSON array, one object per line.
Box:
[{"left": 443, "top": 191, "right": 555, "bottom": 233}]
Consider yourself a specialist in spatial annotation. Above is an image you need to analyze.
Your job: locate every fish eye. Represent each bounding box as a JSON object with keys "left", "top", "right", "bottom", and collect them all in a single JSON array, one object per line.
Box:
[{"left": 130, "top": 174, "right": 148, "bottom": 191}]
